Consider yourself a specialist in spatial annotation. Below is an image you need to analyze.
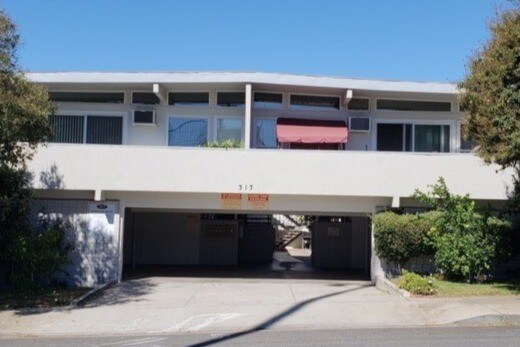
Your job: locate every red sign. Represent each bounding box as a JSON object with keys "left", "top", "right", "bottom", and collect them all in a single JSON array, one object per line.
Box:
[
  {"left": 248, "top": 194, "right": 269, "bottom": 209},
  {"left": 221, "top": 193, "right": 242, "bottom": 208}
]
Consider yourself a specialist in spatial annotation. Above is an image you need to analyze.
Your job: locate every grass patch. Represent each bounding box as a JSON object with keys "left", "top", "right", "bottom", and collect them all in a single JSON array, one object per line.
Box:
[
  {"left": 392, "top": 276, "right": 520, "bottom": 297},
  {"left": 434, "top": 279, "right": 520, "bottom": 297},
  {"left": 0, "top": 287, "right": 91, "bottom": 310}
]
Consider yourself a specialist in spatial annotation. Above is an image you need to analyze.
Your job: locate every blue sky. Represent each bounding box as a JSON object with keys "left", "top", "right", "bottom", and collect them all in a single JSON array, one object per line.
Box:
[{"left": 0, "top": 0, "right": 510, "bottom": 82}]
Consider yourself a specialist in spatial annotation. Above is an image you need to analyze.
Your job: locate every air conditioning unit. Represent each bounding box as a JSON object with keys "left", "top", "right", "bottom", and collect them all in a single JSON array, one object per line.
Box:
[
  {"left": 133, "top": 110, "right": 156, "bottom": 125},
  {"left": 348, "top": 116, "right": 370, "bottom": 132}
]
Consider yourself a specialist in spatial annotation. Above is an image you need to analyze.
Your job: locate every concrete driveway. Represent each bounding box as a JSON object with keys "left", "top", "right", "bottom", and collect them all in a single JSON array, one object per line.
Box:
[
  {"left": 1, "top": 275, "right": 519, "bottom": 338},
  {"left": 0, "top": 276, "right": 423, "bottom": 337}
]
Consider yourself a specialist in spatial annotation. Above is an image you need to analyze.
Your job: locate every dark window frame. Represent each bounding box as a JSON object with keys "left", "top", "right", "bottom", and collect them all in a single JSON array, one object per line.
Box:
[
  {"left": 132, "top": 92, "right": 160, "bottom": 105},
  {"left": 376, "top": 122, "right": 451, "bottom": 153},
  {"left": 290, "top": 94, "right": 341, "bottom": 111},
  {"left": 348, "top": 98, "right": 370, "bottom": 111},
  {"left": 217, "top": 92, "right": 246, "bottom": 108},
  {"left": 253, "top": 92, "right": 283, "bottom": 109},
  {"left": 168, "top": 92, "right": 210, "bottom": 106},
  {"left": 49, "top": 91, "right": 125, "bottom": 104},
  {"left": 48, "top": 113, "right": 124, "bottom": 145},
  {"left": 376, "top": 99, "right": 452, "bottom": 112}
]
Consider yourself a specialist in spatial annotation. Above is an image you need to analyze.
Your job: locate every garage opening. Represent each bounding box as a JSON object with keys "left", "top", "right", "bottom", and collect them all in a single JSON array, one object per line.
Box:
[{"left": 122, "top": 210, "right": 371, "bottom": 280}]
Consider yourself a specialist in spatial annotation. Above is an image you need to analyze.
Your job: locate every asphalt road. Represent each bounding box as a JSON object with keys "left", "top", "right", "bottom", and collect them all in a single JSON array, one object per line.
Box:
[{"left": 1, "top": 326, "right": 520, "bottom": 347}]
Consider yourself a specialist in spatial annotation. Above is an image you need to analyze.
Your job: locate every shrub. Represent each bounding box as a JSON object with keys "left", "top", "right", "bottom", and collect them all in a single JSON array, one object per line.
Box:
[
  {"left": 414, "top": 178, "right": 513, "bottom": 282},
  {"left": 373, "top": 211, "right": 440, "bottom": 266},
  {"left": 398, "top": 271, "right": 437, "bottom": 295},
  {"left": 205, "top": 140, "right": 243, "bottom": 148},
  {"left": 10, "top": 217, "right": 72, "bottom": 291}
]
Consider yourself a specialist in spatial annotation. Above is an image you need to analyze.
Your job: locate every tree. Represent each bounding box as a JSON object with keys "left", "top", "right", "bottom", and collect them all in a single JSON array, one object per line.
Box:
[
  {"left": 414, "top": 178, "right": 512, "bottom": 282},
  {"left": 0, "top": 9, "right": 64, "bottom": 289},
  {"left": 459, "top": 4, "right": 520, "bottom": 169}
]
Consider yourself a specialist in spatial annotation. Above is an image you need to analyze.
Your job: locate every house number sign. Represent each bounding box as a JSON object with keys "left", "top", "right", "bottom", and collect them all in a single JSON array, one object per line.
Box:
[{"left": 238, "top": 184, "right": 254, "bottom": 191}]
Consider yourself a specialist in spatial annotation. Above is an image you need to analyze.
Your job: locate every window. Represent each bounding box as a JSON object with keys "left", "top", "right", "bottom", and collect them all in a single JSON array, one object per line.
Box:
[
  {"left": 86, "top": 116, "right": 123, "bottom": 144},
  {"left": 349, "top": 117, "right": 370, "bottom": 132},
  {"left": 133, "top": 110, "right": 156, "bottom": 125},
  {"left": 49, "top": 92, "right": 124, "bottom": 104},
  {"left": 216, "top": 118, "right": 244, "bottom": 142},
  {"left": 49, "top": 115, "right": 84, "bottom": 143},
  {"left": 217, "top": 92, "right": 245, "bottom": 108},
  {"left": 48, "top": 114, "right": 123, "bottom": 144},
  {"left": 254, "top": 118, "right": 277, "bottom": 148},
  {"left": 348, "top": 98, "right": 369, "bottom": 111},
  {"left": 253, "top": 92, "right": 283, "bottom": 109},
  {"left": 132, "top": 92, "right": 160, "bottom": 105},
  {"left": 168, "top": 117, "right": 208, "bottom": 147},
  {"left": 168, "top": 92, "right": 209, "bottom": 106},
  {"left": 377, "top": 124, "right": 410, "bottom": 151},
  {"left": 290, "top": 94, "right": 340, "bottom": 111},
  {"left": 414, "top": 125, "right": 450, "bottom": 152},
  {"left": 377, "top": 123, "right": 449, "bottom": 152},
  {"left": 377, "top": 99, "right": 451, "bottom": 112}
]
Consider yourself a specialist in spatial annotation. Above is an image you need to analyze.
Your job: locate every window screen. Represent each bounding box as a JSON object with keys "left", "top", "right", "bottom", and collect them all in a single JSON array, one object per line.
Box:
[
  {"left": 49, "top": 115, "right": 84, "bottom": 143},
  {"left": 86, "top": 116, "right": 123, "bottom": 144},
  {"left": 290, "top": 95, "right": 340, "bottom": 110},
  {"left": 348, "top": 98, "right": 369, "bottom": 110},
  {"left": 168, "top": 117, "right": 208, "bottom": 147},
  {"left": 217, "top": 92, "right": 246, "bottom": 108},
  {"left": 377, "top": 99, "right": 451, "bottom": 112},
  {"left": 216, "top": 118, "right": 244, "bottom": 142},
  {"left": 349, "top": 117, "right": 370, "bottom": 131},
  {"left": 132, "top": 92, "right": 160, "bottom": 105},
  {"left": 253, "top": 92, "right": 283, "bottom": 109},
  {"left": 168, "top": 92, "right": 209, "bottom": 106},
  {"left": 49, "top": 92, "right": 124, "bottom": 103}
]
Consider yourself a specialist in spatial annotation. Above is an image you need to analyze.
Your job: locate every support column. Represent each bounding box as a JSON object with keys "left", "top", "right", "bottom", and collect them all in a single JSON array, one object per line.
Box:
[{"left": 244, "top": 84, "right": 252, "bottom": 149}]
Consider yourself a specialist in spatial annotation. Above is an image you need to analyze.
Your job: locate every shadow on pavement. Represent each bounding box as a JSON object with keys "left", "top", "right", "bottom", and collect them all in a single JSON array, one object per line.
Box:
[
  {"left": 13, "top": 278, "right": 155, "bottom": 316},
  {"left": 186, "top": 283, "right": 372, "bottom": 347}
]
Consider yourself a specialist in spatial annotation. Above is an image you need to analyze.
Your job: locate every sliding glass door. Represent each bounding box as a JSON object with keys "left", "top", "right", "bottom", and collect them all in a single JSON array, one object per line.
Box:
[{"left": 377, "top": 123, "right": 450, "bottom": 152}]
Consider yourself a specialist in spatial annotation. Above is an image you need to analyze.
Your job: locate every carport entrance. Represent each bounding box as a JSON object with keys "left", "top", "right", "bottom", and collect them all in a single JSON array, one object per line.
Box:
[{"left": 122, "top": 210, "right": 371, "bottom": 280}]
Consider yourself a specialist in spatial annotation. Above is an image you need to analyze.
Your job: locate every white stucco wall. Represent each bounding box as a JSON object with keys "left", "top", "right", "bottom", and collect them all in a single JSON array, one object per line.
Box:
[
  {"left": 29, "top": 144, "right": 513, "bottom": 203},
  {"left": 30, "top": 199, "right": 120, "bottom": 287}
]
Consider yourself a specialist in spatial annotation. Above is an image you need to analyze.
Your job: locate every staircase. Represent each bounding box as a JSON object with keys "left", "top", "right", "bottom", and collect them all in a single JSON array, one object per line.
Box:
[{"left": 273, "top": 215, "right": 307, "bottom": 251}]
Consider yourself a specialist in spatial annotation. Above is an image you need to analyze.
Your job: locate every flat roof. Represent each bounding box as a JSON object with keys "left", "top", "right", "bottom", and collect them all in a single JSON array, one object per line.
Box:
[{"left": 25, "top": 71, "right": 459, "bottom": 94}]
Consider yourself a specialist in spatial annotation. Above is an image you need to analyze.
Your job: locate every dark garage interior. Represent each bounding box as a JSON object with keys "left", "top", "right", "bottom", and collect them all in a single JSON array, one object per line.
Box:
[{"left": 122, "top": 210, "right": 371, "bottom": 280}]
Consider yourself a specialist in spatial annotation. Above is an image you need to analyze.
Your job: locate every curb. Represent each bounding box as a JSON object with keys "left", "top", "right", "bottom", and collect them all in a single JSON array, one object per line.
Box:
[
  {"left": 375, "top": 276, "right": 411, "bottom": 298},
  {"left": 69, "top": 280, "right": 117, "bottom": 308},
  {"left": 451, "top": 314, "right": 520, "bottom": 326}
]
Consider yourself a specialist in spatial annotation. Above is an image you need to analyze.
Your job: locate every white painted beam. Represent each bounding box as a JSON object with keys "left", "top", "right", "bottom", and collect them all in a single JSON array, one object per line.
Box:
[
  {"left": 244, "top": 84, "right": 252, "bottom": 149},
  {"left": 152, "top": 83, "right": 166, "bottom": 103},
  {"left": 344, "top": 89, "right": 353, "bottom": 106},
  {"left": 391, "top": 195, "right": 400, "bottom": 208},
  {"left": 94, "top": 189, "right": 104, "bottom": 201}
]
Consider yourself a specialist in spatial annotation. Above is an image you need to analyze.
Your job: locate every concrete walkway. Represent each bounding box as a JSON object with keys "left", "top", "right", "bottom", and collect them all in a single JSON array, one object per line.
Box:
[{"left": 0, "top": 277, "right": 519, "bottom": 338}]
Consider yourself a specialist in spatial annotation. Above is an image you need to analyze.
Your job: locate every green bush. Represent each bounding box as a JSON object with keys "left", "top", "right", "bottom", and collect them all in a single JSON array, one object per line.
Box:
[
  {"left": 10, "top": 217, "right": 72, "bottom": 291},
  {"left": 373, "top": 211, "right": 441, "bottom": 266},
  {"left": 414, "top": 178, "right": 513, "bottom": 282},
  {"left": 398, "top": 271, "right": 437, "bottom": 295}
]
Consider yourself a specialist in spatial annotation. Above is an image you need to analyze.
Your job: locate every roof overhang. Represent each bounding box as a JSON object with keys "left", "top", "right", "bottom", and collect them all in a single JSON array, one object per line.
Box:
[{"left": 25, "top": 71, "right": 459, "bottom": 95}]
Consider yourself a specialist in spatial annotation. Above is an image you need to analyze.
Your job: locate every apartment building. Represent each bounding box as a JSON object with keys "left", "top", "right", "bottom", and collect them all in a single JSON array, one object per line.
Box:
[{"left": 25, "top": 71, "right": 514, "bottom": 286}]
